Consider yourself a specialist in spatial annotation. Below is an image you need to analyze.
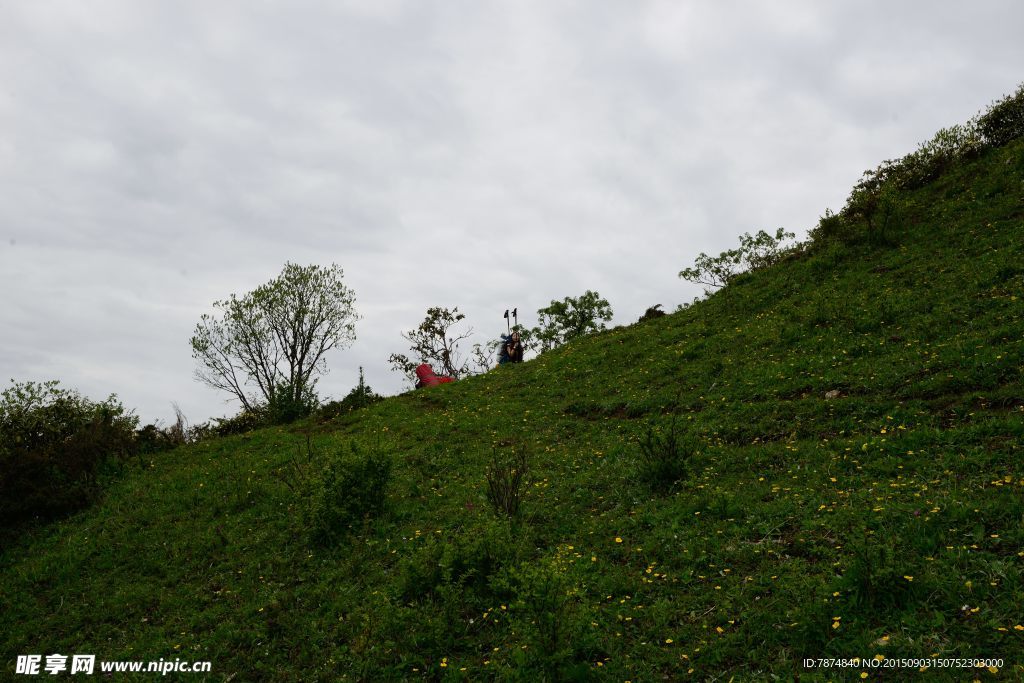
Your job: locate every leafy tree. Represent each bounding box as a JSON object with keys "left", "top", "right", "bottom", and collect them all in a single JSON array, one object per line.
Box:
[
  {"left": 191, "top": 262, "right": 358, "bottom": 412},
  {"left": 388, "top": 306, "right": 477, "bottom": 383},
  {"left": 678, "top": 247, "right": 742, "bottom": 294},
  {"left": 678, "top": 228, "right": 795, "bottom": 296},
  {"left": 531, "top": 291, "right": 613, "bottom": 353}
]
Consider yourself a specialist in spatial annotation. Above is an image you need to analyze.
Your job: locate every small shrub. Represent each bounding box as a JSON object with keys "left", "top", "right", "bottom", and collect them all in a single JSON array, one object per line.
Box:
[
  {"left": 439, "top": 524, "right": 520, "bottom": 594},
  {"left": 518, "top": 565, "right": 570, "bottom": 673},
  {"left": 211, "top": 408, "right": 268, "bottom": 436},
  {"left": 485, "top": 443, "right": 529, "bottom": 518},
  {"left": 135, "top": 424, "right": 171, "bottom": 454},
  {"left": 266, "top": 379, "right": 318, "bottom": 425},
  {"left": 809, "top": 208, "right": 852, "bottom": 245},
  {"left": 638, "top": 304, "right": 666, "bottom": 322},
  {"left": 494, "top": 558, "right": 585, "bottom": 678},
  {"left": 694, "top": 492, "right": 740, "bottom": 520},
  {"left": 271, "top": 433, "right": 318, "bottom": 495},
  {"left": 397, "top": 542, "right": 445, "bottom": 603},
  {"left": 397, "top": 523, "right": 522, "bottom": 603},
  {"left": 845, "top": 178, "right": 903, "bottom": 247},
  {"left": 309, "top": 443, "right": 391, "bottom": 544},
  {"left": 636, "top": 416, "right": 696, "bottom": 493},
  {"left": 837, "top": 536, "right": 916, "bottom": 613},
  {"left": 317, "top": 367, "right": 382, "bottom": 420},
  {"left": 867, "top": 186, "right": 902, "bottom": 246},
  {"left": 186, "top": 420, "right": 216, "bottom": 442},
  {"left": 136, "top": 403, "right": 191, "bottom": 454}
]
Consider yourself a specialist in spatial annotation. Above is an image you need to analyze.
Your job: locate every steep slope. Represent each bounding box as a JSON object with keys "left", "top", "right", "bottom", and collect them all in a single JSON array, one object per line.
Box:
[{"left": 2, "top": 138, "right": 1022, "bottom": 681}]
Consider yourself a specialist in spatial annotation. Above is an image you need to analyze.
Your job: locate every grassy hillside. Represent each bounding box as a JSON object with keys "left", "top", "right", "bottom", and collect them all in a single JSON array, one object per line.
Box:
[{"left": 2, "top": 136, "right": 1023, "bottom": 681}]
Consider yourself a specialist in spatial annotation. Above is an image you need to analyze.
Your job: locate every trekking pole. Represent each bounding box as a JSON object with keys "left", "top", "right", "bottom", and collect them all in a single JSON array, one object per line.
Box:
[
  {"left": 503, "top": 309, "right": 510, "bottom": 333},
  {"left": 512, "top": 308, "right": 518, "bottom": 330}
]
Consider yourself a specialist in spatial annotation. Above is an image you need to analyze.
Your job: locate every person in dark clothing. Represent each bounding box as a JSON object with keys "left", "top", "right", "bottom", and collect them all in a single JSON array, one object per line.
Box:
[{"left": 501, "top": 330, "right": 524, "bottom": 364}]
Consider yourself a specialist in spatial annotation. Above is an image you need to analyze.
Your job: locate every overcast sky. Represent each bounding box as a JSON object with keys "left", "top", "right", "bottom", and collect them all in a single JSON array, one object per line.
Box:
[{"left": 2, "top": 1, "right": 1022, "bottom": 425}]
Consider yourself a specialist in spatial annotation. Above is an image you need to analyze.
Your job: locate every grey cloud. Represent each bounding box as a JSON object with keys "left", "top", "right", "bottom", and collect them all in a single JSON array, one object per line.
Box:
[{"left": 2, "top": 1, "right": 1022, "bottom": 424}]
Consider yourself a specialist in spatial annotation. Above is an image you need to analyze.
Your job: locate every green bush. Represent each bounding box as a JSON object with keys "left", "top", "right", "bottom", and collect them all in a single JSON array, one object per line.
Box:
[
  {"left": 900, "top": 123, "right": 985, "bottom": 189},
  {"left": 205, "top": 381, "right": 320, "bottom": 437},
  {"left": 309, "top": 443, "right": 391, "bottom": 544},
  {"left": 270, "top": 433, "right": 318, "bottom": 497},
  {"left": 0, "top": 380, "right": 138, "bottom": 524},
  {"left": 493, "top": 558, "right": 588, "bottom": 678},
  {"left": 317, "top": 367, "right": 382, "bottom": 420},
  {"left": 211, "top": 408, "right": 268, "bottom": 436},
  {"left": 135, "top": 404, "right": 191, "bottom": 454},
  {"left": 637, "top": 304, "right": 667, "bottom": 322},
  {"left": 135, "top": 423, "right": 176, "bottom": 454},
  {"left": 845, "top": 119, "right": 984, "bottom": 211},
  {"left": 397, "top": 523, "right": 521, "bottom": 603},
  {"left": 809, "top": 209, "right": 848, "bottom": 244},
  {"left": 636, "top": 416, "right": 696, "bottom": 493},
  {"left": 837, "top": 536, "right": 917, "bottom": 614},
  {"left": 978, "top": 83, "right": 1024, "bottom": 147},
  {"left": 266, "top": 379, "right": 319, "bottom": 425},
  {"left": 485, "top": 444, "right": 530, "bottom": 518}
]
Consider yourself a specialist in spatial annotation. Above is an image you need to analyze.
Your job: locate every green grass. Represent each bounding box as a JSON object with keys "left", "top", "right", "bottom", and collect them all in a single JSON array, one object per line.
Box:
[{"left": 2, "top": 137, "right": 1023, "bottom": 681}]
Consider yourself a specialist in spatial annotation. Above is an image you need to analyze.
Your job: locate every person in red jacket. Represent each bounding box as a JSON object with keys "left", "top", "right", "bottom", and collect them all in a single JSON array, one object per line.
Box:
[{"left": 414, "top": 363, "right": 454, "bottom": 388}]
